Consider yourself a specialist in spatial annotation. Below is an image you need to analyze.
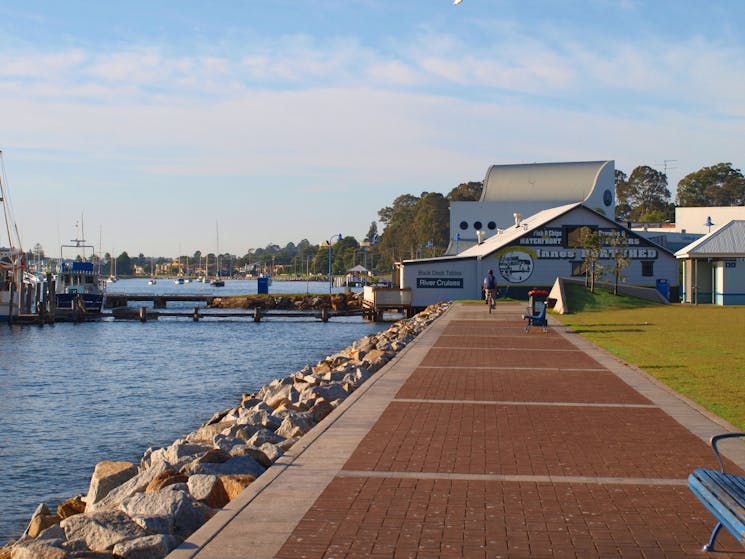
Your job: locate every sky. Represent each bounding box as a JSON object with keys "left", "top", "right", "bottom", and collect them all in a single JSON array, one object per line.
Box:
[{"left": 1, "top": 0, "right": 744, "bottom": 258}]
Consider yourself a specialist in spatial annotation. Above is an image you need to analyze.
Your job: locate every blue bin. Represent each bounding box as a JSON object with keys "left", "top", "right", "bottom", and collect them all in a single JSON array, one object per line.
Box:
[
  {"left": 655, "top": 278, "right": 670, "bottom": 301},
  {"left": 257, "top": 277, "right": 269, "bottom": 294}
]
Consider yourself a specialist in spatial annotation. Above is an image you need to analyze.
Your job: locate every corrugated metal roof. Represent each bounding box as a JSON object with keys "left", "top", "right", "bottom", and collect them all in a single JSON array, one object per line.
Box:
[
  {"left": 675, "top": 220, "right": 745, "bottom": 258},
  {"left": 481, "top": 161, "right": 612, "bottom": 203}
]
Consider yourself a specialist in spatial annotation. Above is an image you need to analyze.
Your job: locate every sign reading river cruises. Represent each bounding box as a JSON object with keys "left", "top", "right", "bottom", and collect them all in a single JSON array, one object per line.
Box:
[{"left": 416, "top": 277, "right": 463, "bottom": 288}]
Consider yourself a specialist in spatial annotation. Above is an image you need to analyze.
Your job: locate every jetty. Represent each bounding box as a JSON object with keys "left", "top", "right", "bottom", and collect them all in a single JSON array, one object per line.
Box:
[
  {"left": 168, "top": 302, "right": 745, "bottom": 558},
  {"left": 111, "top": 307, "right": 364, "bottom": 322},
  {"left": 104, "top": 294, "right": 216, "bottom": 308}
]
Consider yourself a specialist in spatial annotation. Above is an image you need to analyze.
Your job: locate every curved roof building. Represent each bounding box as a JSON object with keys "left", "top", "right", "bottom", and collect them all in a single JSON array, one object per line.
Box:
[
  {"left": 480, "top": 161, "right": 615, "bottom": 204},
  {"left": 447, "top": 160, "right": 615, "bottom": 254}
]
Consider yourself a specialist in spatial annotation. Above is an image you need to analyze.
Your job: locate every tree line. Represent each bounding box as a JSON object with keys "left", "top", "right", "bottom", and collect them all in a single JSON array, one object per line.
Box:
[{"left": 29, "top": 162, "right": 743, "bottom": 278}]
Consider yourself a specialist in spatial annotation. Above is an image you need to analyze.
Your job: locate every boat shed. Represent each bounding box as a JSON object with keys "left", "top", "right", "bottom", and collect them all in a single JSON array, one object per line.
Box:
[
  {"left": 675, "top": 220, "right": 745, "bottom": 305},
  {"left": 400, "top": 202, "right": 679, "bottom": 308}
]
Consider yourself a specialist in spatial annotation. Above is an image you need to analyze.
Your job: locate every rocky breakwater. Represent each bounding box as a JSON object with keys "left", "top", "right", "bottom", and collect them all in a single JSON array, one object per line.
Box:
[
  {"left": 3, "top": 302, "right": 450, "bottom": 559},
  {"left": 208, "top": 292, "right": 362, "bottom": 311}
]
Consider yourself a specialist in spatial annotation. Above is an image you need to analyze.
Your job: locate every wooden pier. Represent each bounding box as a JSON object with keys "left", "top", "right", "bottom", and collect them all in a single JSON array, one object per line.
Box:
[
  {"left": 104, "top": 294, "right": 216, "bottom": 308},
  {"left": 111, "top": 306, "right": 363, "bottom": 322}
]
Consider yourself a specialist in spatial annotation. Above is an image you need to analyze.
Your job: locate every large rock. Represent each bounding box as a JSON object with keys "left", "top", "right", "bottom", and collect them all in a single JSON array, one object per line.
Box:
[
  {"left": 217, "top": 475, "right": 254, "bottom": 502},
  {"left": 112, "top": 534, "right": 180, "bottom": 559},
  {"left": 57, "top": 495, "right": 86, "bottom": 519},
  {"left": 190, "top": 454, "right": 265, "bottom": 478},
  {"left": 145, "top": 441, "right": 213, "bottom": 471},
  {"left": 24, "top": 504, "right": 59, "bottom": 539},
  {"left": 87, "top": 461, "right": 169, "bottom": 512},
  {"left": 275, "top": 412, "right": 317, "bottom": 439},
  {"left": 9, "top": 541, "right": 66, "bottom": 559},
  {"left": 120, "top": 487, "right": 205, "bottom": 539},
  {"left": 246, "top": 428, "right": 286, "bottom": 447},
  {"left": 61, "top": 510, "right": 147, "bottom": 551},
  {"left": 145, "top": 469, "right": 189, "bottom": 492},
  {"left": 187, "top": 475, "right": 229, "bottom": 509},
  {"left": 85, "top": 461, "right": 138, "bottom": 507}
]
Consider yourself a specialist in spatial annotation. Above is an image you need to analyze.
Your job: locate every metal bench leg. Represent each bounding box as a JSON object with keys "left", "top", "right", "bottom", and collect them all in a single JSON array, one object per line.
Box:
[{"left": 703, "top": 521, "right": 723, "bottom": 551}]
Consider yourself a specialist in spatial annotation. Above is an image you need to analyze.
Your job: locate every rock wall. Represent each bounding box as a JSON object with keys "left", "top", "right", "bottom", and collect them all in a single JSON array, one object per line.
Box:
[
  {"left": 3, "top": 303, "right": 449, "bottom": 559},
  {"left": 208, "top": 292, "right": 361, "bottom": 310}
]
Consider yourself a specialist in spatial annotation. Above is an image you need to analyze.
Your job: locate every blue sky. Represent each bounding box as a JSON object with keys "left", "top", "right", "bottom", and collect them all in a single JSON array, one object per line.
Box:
[{"left": 1, "top": 0, "right": 744, "bottom": 257}]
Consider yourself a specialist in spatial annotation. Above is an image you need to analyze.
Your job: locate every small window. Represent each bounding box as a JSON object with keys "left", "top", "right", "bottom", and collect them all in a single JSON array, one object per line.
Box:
[
  {"left": 459, "top": 221, "right": 468, "bottom": 230},
  {"left": 641, "top": 261, "right": 654, "bottom": 276},
  {"left": 571, "top": 261, "right": 585, "bottom": 277},
  {"left": 487, "top": 221, "right": 497, "bottom": 230},
  {"left": 474, "top": 221, "right": 483, "bottom": 230}
]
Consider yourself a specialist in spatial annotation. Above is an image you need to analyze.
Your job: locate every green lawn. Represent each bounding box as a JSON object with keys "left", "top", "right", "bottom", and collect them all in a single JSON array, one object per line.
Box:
[{"left": 553, "top": 287, "right": 745, "bottom": 429}]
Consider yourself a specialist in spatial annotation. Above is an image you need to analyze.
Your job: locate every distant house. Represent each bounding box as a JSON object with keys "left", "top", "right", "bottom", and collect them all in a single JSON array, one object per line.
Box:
[{"left": 676, "top": 220, "right": 745, "bottom": 305}]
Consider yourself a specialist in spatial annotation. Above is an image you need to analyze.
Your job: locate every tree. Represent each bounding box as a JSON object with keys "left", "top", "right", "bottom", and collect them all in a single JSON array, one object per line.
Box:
[
  {"left": 623, "top": 166, "right": 672, "bottom": 222},
  {"left": 608, "top": 232, "right": 631, "bottom": 296},
  {"left": 116, "top": 251, "right": 132, "bottom": 275},
  {"left": 614, "top": 169, "right": 632, "bottom": 222},
  {"left": 366, "top": 221, "right": 378, "bottom": 242},
  {"left": 676, "top": 162, "right": 745, "bottom": 207},
  {"left": 447, "top": 181, "right": 483, "bottom": 201},
  {"left": 579, "top": 227, "right": 603, "bottom": 293}
]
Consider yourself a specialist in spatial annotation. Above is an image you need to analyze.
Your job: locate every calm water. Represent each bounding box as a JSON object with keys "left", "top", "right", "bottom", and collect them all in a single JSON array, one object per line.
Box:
[{"left": 0, "top": 279, "right": 386, "bottom": 544}]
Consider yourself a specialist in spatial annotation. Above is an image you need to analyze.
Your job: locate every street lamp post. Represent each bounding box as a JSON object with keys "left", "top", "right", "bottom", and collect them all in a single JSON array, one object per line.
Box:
[{"left": 328, "top": 233, "right": 342, "bottom": 293}]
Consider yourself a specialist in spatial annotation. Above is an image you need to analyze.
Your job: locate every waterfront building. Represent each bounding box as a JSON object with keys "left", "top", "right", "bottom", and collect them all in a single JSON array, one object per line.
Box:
[{"left": 400, "top": 202, "right": 679, "bottom": 308}]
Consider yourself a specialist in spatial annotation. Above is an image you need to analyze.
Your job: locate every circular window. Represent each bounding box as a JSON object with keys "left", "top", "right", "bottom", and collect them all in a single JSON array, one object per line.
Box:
[
  {"left": 603, "top": 189, "right": 613, "bottom": 206},
  {"left": 459, "top": 221, "right": 468, "bottom": 230},
  {"left": 474, "top": 221, "right": 482, "bottom": 230},
  {"left": 487, "top": 221, "right": 497, "bottom": 230}
]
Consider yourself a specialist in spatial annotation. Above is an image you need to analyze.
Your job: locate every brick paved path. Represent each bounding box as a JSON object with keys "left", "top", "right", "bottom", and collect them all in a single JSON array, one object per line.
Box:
[{"left": 173, "top": 303, "right": 745, "bottom": 559}]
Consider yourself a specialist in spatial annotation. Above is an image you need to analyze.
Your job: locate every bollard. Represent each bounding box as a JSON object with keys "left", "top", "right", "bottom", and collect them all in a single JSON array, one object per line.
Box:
[
  {"left": 139, "top": 306, "right": 147, "bottom": 322},
  {"left": 193, "top": 307, "right": 199, "bottom": 321},
  {"left": 321, "top": 308, "right": 329, "bottom": 322},
  {"left": 253, "top": 307, "right": 261, "bottom": 322}
]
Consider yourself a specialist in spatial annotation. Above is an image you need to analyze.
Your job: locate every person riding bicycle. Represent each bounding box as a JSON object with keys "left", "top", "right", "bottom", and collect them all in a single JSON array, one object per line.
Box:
[{"left": 483, "top": 268, "right": 497, "bottom": 305}]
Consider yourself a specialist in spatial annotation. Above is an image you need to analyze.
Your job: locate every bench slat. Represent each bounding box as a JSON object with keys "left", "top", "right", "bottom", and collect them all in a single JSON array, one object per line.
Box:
[{"left": 690, "top": 469, "right": 745, "bottom": 545}]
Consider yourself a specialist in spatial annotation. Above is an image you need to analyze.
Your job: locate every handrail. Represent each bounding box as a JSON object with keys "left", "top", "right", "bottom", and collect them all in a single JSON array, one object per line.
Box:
[{"left": 710, "top": 432, "right": 745, "bottom": 473}]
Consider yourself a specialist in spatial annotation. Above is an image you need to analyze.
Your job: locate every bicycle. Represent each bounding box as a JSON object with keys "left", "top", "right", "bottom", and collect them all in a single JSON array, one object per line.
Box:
[{"left": 485, "top": 289, "right": 497, "bottom": 313}]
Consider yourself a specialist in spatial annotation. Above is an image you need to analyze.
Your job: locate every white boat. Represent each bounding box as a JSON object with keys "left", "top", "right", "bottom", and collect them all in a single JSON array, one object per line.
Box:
[
  {"left": 0, "top": 151, "right": 27, "bottom": 322},
  {"left": 56, "top": 224, "right": 106, "bottom": 313}
]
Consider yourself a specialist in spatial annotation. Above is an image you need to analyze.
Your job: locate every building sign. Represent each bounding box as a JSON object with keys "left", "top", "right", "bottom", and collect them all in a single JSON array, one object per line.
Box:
[
  {"left": 498, "top": 249, "right": 534, "bottom": 283},
  {"left": 416, "top": 277, "right": 464, "bottom": 288},
  {"left": 416, "top": 269, "right": 464, "bottom": 289},
  {"left": 516, "top": 226, "right": 656, "bottom": 260}
]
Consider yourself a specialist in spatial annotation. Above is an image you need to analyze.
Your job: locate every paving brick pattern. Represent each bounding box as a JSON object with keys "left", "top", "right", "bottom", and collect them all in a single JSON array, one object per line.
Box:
[
  {"left": 278, "top": 477, "right": 739, "bottom": 559},
  {"left": 274, "top": 304, "right": 742, "bottom": 558},
  {"left": 396, "top": 368, "right": 651, "bottom": 404}
]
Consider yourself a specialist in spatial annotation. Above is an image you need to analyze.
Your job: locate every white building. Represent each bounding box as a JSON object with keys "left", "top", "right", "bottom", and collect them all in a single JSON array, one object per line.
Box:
[
  {"left": 676, "top": 220, "right": 745, "bottom": 305},
  {"left": 447, "top": 161, "right": 615, "bottom": 254},
  {"left": 401, "top": 202, "right": 678, "bottom": 308}
]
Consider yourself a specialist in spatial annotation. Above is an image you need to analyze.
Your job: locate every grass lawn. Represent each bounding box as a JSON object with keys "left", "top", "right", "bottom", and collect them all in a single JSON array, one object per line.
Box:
[{"left": 553, "top": 285, "right": 745, "bottom": 429}]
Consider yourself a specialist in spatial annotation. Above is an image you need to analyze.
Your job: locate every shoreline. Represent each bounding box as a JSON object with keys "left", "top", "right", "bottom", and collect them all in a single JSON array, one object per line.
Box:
[{"left": 3, "top": 303, "right": 449, "bottom": 559}]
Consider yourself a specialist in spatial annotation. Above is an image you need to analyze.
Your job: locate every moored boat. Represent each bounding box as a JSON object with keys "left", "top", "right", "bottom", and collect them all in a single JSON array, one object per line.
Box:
[
  {"left": 0, "top": 151, "right": 28, "bottom": 322},
  {"left": 55, "top": 260, "right": 105, "bottom": 313}
]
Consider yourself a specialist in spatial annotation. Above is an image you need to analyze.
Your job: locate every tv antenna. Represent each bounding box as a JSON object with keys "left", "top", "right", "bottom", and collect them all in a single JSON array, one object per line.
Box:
[{"left": 654, "top": 159, "right": 677, "bottom": 177}]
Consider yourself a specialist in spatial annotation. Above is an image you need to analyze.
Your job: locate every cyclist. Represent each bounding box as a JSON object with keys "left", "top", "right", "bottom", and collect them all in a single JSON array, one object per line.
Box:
[{"left": 483, "top": 268, "right": 498, "bottom": 309}]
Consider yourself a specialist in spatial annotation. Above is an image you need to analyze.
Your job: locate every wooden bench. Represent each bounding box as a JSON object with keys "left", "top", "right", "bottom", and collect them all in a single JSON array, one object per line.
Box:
[{"left": 688, "top": 432, "right": 745, "bottom": 551}]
